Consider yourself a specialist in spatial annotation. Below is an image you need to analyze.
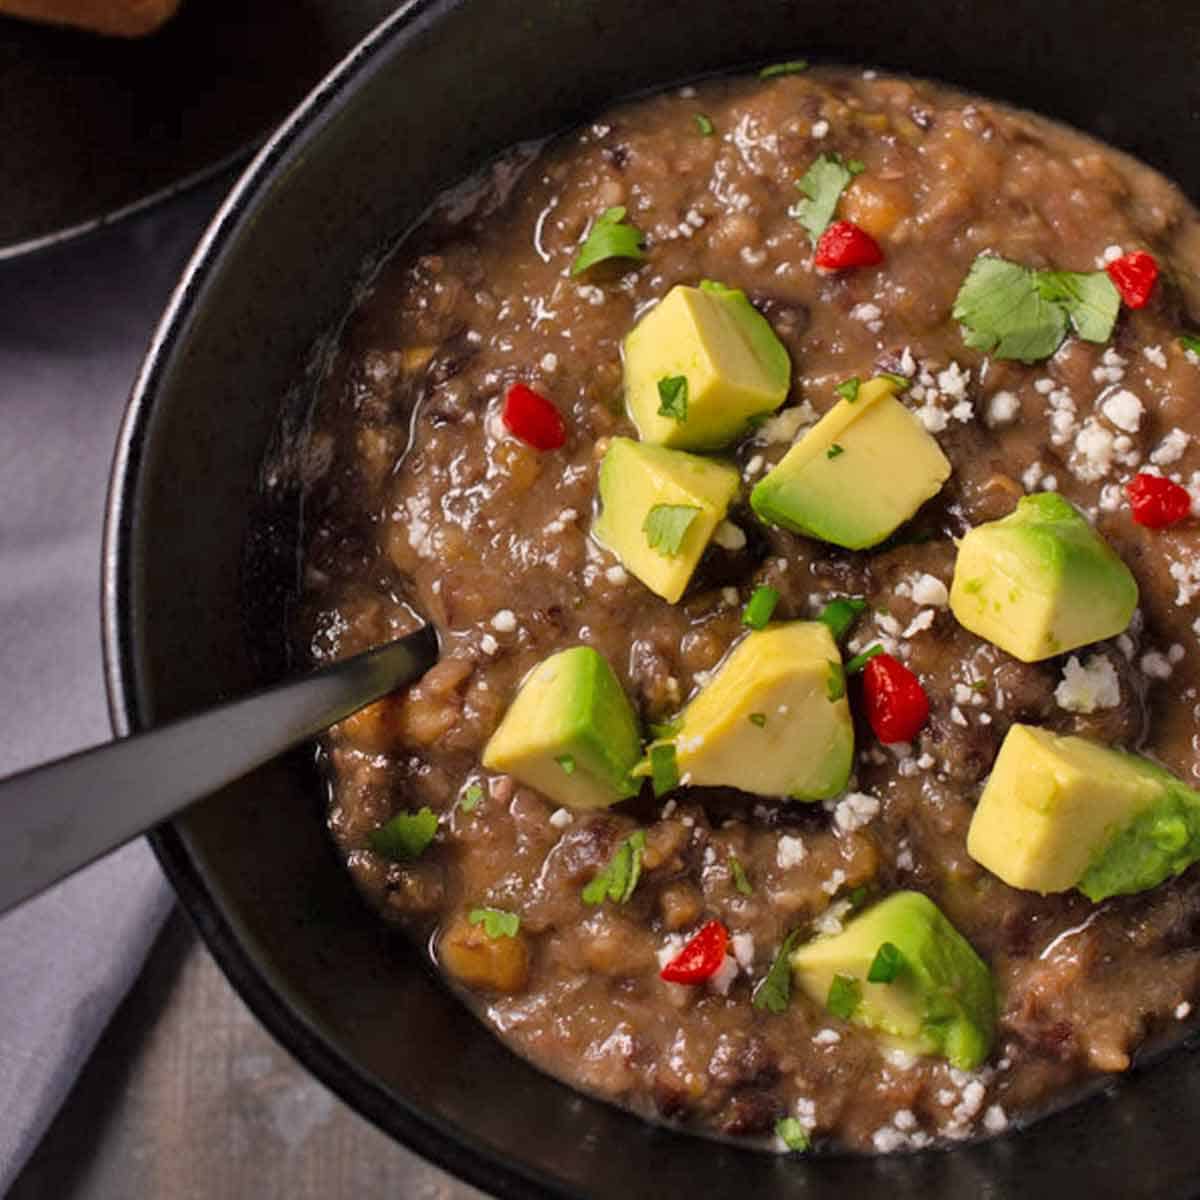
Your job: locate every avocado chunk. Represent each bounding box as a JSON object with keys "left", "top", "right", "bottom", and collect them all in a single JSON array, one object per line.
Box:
[
  {"left": 791, "top": 891, "right": 995, "bottom": 1071},
  {"left": 949, "top": 492, "right": 1137, "bottom": 662},
  {"left": 623, "top": 281, "right": 791, "bottom": 450},
  {"left": 481, "top": 646, "right": 641, "bottom": 810},
  {"left": 638, "top": 621, "right": 853, "bottom": 800},
  {"left": 592, "top": 437, "right": 740, "bottom": 604},
  {"left": 967, "top": 723, "right": 1200, "bottom": 900},
  {"left": 750, "top": 376, "right": 951, "bottom": 549}
]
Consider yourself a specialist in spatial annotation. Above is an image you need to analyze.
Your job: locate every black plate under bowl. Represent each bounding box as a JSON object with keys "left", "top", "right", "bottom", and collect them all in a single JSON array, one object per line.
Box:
[
  {"left": 0, "top": 0, "right": 398, "bottom": 258},
  {"left": 103, "top": 2, "right": 1200, "bottom": 1197}
]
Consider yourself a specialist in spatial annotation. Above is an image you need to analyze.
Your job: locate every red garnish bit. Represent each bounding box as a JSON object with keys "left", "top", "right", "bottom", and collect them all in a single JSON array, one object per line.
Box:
[
  {"left": 862, "top": 654, "right": 930, "bottom": 744},
  {"left": 1127, "top": 472, "right": 1192, "bottom": 529},
  {"left": 814, "top": 219, "right": 884, "bottom": 270},
  {"left": 659, "top": 919, "right": 730, "bottom": 985},
  {"left": 1106, "top": 250, "right": 1159, "bottom": 309},
  {"left": 501, "top": 383, "right": 567, "bottom": 450}
]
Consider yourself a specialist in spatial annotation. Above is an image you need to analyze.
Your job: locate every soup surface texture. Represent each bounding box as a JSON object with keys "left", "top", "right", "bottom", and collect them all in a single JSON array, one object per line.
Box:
[{"left": 288, "top": 66, "right": 1200, "bottom": 1152}]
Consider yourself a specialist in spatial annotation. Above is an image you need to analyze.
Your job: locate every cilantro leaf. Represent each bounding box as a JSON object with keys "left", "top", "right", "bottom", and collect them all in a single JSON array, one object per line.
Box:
[
  {"left": 556, "top": 754, "right": 577, "bottom": 775},
  {"left": 817, "top": 596, "right": 867, "bottom": 642},
  {"left": 367, "top": 806, "right": 438, "bottom": 861},
  {"left": 748, "top": 712, "right": 767, "bottom": 728},
  {"left": 877, "top": 370, "right": 912, "bottom": 392},
  {"left": 571, "top": 206, "right": 647, "bottom": 276},
  {"left": 582, "top": 830, "right": 647, "bottom": 905},
  {"left": 835, "top": 376, "right": 861, "bottom": 403},
  {"left": 648, "top": 717, "right": 682, "bottom": 739},
  {"left": 742, "top": 585, "right": 780, "bottom": 630},
  {"left": 827, "top": 973, "right": 861, "bottom": 1019},
  {"left": 695, "top": 113, "right": 715, "bottom": 136},
  {"left": 775, "top": 1116, "right": 811, "bottom": 1152},
  {"left": 1035, "top": 269, "right": 1120, "bottom": 343},
  {"left": 643, "top": 504, "right": 701, "bottom": 556},
  {"left": 760, "top": 59, "right": 808, "bottom": 79},
  {"left": 867, "top": 940, "right": 906, "bottom": 984},
  {"left": 1179, "top": 334, "right": 1200, "bottom": 355},
  {"left": 845, "top": 643, "right": 884, "bottom": 674},
  {"left": 460, "top": 783, "right": 484, "bottom": 812},
  {"left": 789, "top": 153, "right": 861, "bottom": 245},
  {"left": 826, "top": 660, "right": 846, "bottom": 702},
  {"left": 468, "top": 907, "right": 521, "bottom": 938},
  {"left": 649, "top": 742, "right": 680, "bottom": 797},
  {"left": 753, "top": 929, "right": 802, "bottom": 1012},
  {"left": 826, "top": 443, "right": 845, "bottom": 460},
  {"left": 657, "top": 375, "right": 689, "bottom": 421},
  {"left": 953, "top": 256, "right": 1067, "bottom": 363},
  {"left": 729, "top": 854, "right": 754, "bottom": 896}
]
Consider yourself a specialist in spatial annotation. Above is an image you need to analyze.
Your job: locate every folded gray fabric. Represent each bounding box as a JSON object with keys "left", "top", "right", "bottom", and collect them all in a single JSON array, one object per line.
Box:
[{"left": 0, "top": 178, "right": 229, "bottom": 1192}]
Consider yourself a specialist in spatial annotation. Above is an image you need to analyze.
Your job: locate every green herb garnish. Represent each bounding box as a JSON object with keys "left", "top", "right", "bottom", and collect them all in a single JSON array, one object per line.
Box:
[
  {"left": 817, "top": 597, "right": 867, "bottom": 642},
  {"left": 1179, "top": 334, "right": 1200, "bottom": 355},
  {"left": 367, "top": 806, "right": 438, "bottom": 861},
  {"left": 582, "top": 829, "right": 647, "bottom": 905},
  {"left": 826, "top": 660, "right": 846, "bottom": 702},
  {"left": 468, "top": 907, "right": 521, "bottom": 938},
  {"left": 753, "top": 929, "right": 802, "bottom": 1013},
  {"left": 844, "top": 884, "right": 870, "bottom": 911},
  {"left": 775, "top": 1116, "right": 811, "bottom": 1152},
  {"left": 826, "top": 973, "right": 861, "bottom": 1019},
  {"left": 648, "top": 717, "right": 682, "bottom": 739},
  {"left": 826, "top": 443, "right": 845, "bottom": 460},
  {"left": 571, "top": 205, "right": 647, "bottom": 276},
  {"left": 460, "top": 783, "right": 484, "bottom": 812},
  {"left": 695, "top": 113, "right": 715, "bottom": 136},
  {"left": 867, "top": 940, "right": 906, "bottom": 984},
  {"left": 953, "top": 254, "right": 1120, "bottom": 363},
  {"left": 748, "top": 712, "right": 767, "bottom": 728},
  {"left": 643, "top": 504, "right": 701, "bottom": 556},
  {"left": 649, "top": 742, "right": 680, "bottom": 797},
  {"left": 845, "top": 643, "right": 884, "bottom": 674},
  {"left": 656, "top": 374, "right": 689, "bottom": 421},
  {"left": 759, "top": 59, "right": 809, "bottom": 79},
  {"left": 729, "top": 855, "right": 754, "bottom": 896},
  {"left": 742, "top": 585, "right": 780, "bottom": 630},
  {"left": 835, "top": 376, "right": 861, "bottom": 403},
  {"left": 556, "top": 754, "right": 577, "bottom": 775},
  {"left": 878, "top": 370, "right": 911, "bottom": 392},
  {"left": 789, "top": 153, "right": 865, "bottom": 244}
]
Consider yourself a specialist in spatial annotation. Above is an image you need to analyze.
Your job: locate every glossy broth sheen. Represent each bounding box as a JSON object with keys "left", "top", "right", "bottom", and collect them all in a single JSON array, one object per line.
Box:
[{"left": 289, "top": 67, "right": 1200, "bottom": 1151}]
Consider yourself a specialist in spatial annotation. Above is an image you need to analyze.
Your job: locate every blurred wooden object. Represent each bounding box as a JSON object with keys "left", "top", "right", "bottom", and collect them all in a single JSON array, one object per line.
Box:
[{"left": 0, "top": 0, "right": 180, "bottom": 37}]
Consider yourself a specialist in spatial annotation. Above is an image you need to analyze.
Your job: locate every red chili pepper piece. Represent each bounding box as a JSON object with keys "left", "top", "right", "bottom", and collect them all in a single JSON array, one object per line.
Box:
[
  {"left": 660, "top": 919, "right": 730, "bottom": 985},
  {"left": 814, "top": 219, "right": 884, "bottom": 270},
  {"left": 501, "top": 382, "right": 567, "bottom": 450},
  {"left": 1127, "top": 472, "right": 1192, "bottom": 529},
  {"left": 862, "top": 654, "right": 929, "bottom": 745},
  {"left": 1106, "top": 250, "right": 1159, "bottom": 309}
]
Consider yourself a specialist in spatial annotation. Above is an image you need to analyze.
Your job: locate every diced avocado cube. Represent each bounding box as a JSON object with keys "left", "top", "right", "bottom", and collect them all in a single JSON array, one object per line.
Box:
[
  {"left": 638, "top": 621, "right": 854, "bottom": 800},
  {"left": 623, "top": 281, "right": 791, "bottom": 450},
  {"left": 949, "top": 493, "right": 1137, "bottom": 663},
  {"left": 592, "top": 437, "right": 740, "bottom": 604},
  {"left": 967, "top": 723, "right": 1200, "bottom": 901},
  {"left": 791, "top": 891, "right": 995, "bottom": 1071},
  {"left": 481, "top": 646, "right": 641, "bottom": 810},
  {"left": 750, "top": 376, "right": 951, "bottom": 549}
]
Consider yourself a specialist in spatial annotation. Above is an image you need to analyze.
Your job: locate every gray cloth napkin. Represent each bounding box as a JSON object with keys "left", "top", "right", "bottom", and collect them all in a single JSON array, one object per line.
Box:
[{"left": 0, "top": 179, "right": 229, "bottom": 1192}]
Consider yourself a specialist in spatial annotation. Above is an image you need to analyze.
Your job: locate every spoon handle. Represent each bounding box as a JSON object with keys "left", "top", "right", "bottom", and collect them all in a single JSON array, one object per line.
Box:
[{"left": 0, "top": 625, "right": 438, "bottom": 916}]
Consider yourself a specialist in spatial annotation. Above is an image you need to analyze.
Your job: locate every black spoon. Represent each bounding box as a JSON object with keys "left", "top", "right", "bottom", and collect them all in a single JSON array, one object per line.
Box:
[{"left": 0, "top": 624, "right": 438, "bottom": 916}]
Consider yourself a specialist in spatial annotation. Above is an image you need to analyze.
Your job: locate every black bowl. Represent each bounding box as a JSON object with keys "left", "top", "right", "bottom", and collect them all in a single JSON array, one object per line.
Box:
[{"left": 102, "top": 2, "right": 1200, "bottom": 1196}]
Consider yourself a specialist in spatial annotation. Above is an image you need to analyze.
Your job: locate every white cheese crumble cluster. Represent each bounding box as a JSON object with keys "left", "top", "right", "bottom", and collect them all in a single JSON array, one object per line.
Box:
[{"left": 1054, "top": 654, "right": 1121, "bottom": 713}]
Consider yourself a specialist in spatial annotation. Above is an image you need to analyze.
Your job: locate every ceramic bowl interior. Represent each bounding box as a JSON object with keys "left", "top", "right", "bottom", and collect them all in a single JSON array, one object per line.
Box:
[{"left": 104, "top": 2, "right": 1200, "bottom": 1196}]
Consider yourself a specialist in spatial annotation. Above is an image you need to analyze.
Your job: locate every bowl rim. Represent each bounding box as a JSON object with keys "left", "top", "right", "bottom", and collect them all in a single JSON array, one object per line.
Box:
[{"left": 98, "top": 2, "right": 579, "bottom": 1196}]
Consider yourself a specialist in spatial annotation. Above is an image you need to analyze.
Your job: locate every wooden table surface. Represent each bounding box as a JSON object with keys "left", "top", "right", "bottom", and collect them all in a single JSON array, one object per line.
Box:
[{"left": 10, "top": 907, "right": 490, "bottom": 1200}]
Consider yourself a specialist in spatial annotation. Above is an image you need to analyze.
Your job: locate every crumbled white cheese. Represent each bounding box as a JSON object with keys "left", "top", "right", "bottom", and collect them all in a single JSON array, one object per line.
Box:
[
  {"left": 744, "top": 453, "right": 765, "bottom": 476},
  {"left": 1176, "top": 1001, "right": 1193, "bottom": 1020},
  {"left": 731, "top": 932, "right": 755, "bottom": 969},
  {"left": 712, "top": 520, "right": 747, "bottom": 551},
  {"left": 851, "top": 301, "right": 883, "bottom": 328},
  {"left": 903, "top": 609, "right": 935, "bottom": 638},
  {"left": 1101, "top": 244, "right": 1124, "bottom": 264},
  {"left": 813, "top": 1028, "right": 841, "bottom": 1046},
  {"left": 480, "top": 633, "right": 500, "bottom": 656},
  {"left": 491, "top": 609, "right": 517, "bottom": 633},
  {"left": 1070, "top": 419, "right": 1116, "bottom": 483},
  {"left": 1171, "top": 558, "right": 1200, "bottom": 606},
  {"left": 1151, "top": 428, "right": 1191, "bottom": 466},
  {"left": 893, "top": 1109, "right": 918, "bottom": 1132},
  {"left": 936, "top": 362, "right": 970, "bottom": 401},
  {"left": 1143, "top": 344, "right": 1168, "bottom": 370},
  {"left": 813, "top": 897, "right": 853, "bottom": 936},
  {"left": 986, "top": 390, "right": 1019, "bottom": 426},
  {"left": 911, "top": 573, "right": 949, "bottom": 607},
  {"left": 872, "top": 1126, "right": 907, "bottom": 1153},
  {"left": 1055, "top": 654, "right": 1121, "bottom": 713},
  {"left": 549, "top": 808, "right": 573, "bottom": 829},
  {"left": 1022, "top": 461, "right": 1044, "bottom": 492},
  {"left": 821, "top": 868, "right": 847, "bottom": 896},
  {"left": 776, "top": 834, "right": 807, "bottom": 869},
  {"left": 541, "top": 352, "right": 559, "bottom": 372},
  {"left": 708, "top": 954, "right": 739, "bottom": 996},
  {"left": 983, "top": 1105, "right": 1009, "bottom": 1133},
  {"left": 605, "top": 565, "right": 628, "bottom": 585},
  {"left": 915, "top": 403, "right": 949, "bottom": 434},
  {"left": 1100, "top": 388, "right": 1144, "bottom": 433},
  {"left": 756, "top": 403, "right": 817, "bottom": 446},
  {"left": 1141, "top": 650, "right": 1174, "bottom": 680},
  {"left": 834, "top": 791, "right": 880, "bottom": 833},
  {"left": 811, "top": 119, "right": 830, "bottom": 138}
]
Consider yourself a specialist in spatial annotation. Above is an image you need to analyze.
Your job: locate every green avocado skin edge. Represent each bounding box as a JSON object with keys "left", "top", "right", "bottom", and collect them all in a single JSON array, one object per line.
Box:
[{"left": 1079, "top": 775, "right": 1200, "bottom": 902}]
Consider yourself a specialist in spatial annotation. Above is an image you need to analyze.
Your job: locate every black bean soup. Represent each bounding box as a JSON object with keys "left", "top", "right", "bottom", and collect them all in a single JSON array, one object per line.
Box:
[{"left": 283, "top": 65, "right": 1200, "bottom": 1153}]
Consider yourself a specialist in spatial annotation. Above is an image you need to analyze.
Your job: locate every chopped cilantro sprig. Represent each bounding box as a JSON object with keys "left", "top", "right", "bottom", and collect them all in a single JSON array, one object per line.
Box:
[
  {"left": 753, "top": 929, "right": 802, "bottom": 1012},
  {"left": 367, "top": 806, "right": 438, "bottom": 861},
  {"left": 468, "top": 907, "right": 521, "bottom": 938},
  {"left": 656, "top": 375, "right": 689, "bottom": 421},
  {"left": 649, "top": 743, "right": 680, "bottom": 797},
  {"left": 867, "top": 940, "right": 906, "bottom": 984},
  {"left": 582, "top": 830, "right": 647, "bottom": 905},
  {"left": 826, "top": 973, "right": 861, "bottom": 1020},
  {"left": 775, "top": 1116, "right": 811, "bottom": 1152},
  {"left": 644, "top": 504, "right": 700, "bottom": 556},
  {"left": 571, "top": 206, "right": 646, "bottom": 276},
  {"left": 790, "top": 153, "right": 865, "bottom": 245},
  {"left": 817, "top": 597, "right": 867, "bottom": 642},
  {"left": 760, "top": 59, "right": 809, "bottom": 79}
]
